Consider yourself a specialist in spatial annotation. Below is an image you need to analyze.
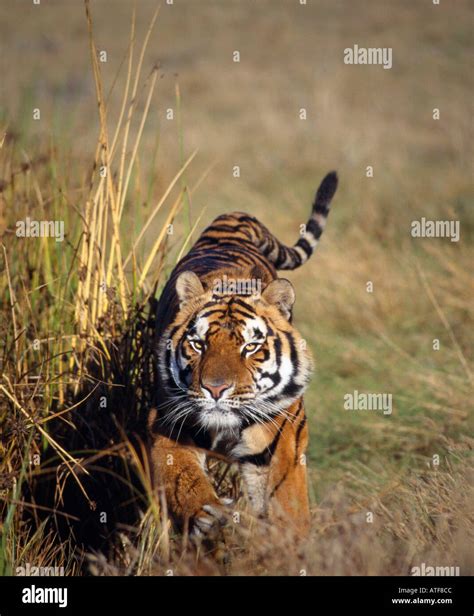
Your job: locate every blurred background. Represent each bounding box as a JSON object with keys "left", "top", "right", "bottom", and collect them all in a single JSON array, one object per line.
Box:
[{"left": 0, "top": 0, "right": 472, "bottom": 574}]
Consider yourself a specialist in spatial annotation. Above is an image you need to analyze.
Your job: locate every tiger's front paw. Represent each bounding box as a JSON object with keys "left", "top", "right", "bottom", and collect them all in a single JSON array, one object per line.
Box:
[{"left": 191, "top": 498, "right": 233, "bottom": 538}]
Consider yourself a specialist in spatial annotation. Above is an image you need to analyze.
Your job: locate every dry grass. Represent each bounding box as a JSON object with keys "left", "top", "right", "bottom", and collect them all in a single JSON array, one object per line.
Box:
[
  {"left": 82, "top": 452, "right": 473, "bottom": 577},
  {"left": 0, "top": 1, "right": 473, "bottom": 576}
]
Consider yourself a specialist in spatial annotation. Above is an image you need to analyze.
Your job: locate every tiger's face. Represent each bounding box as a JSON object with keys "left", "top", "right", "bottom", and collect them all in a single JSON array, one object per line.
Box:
[{"left": 157, "top": 271, "right": 313, "bottom": 434}]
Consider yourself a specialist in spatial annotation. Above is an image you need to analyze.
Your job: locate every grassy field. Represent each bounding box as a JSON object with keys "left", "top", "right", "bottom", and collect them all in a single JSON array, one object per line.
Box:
[{"left": 0, "top": 0, "right": 473, "bottom": 576}]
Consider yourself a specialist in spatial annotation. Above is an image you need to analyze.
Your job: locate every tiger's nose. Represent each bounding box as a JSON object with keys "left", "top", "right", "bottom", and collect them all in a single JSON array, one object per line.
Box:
[{"left": 200, "top": 378, "right": 232, "bottom": 401}]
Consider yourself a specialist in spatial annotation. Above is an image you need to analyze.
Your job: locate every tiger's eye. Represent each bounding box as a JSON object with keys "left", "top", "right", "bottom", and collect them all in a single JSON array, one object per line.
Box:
[
  {"left": 243, "top": 342, "right": 260, "bottom": 354},
  {"left": 189, "top": 339, "right": 204, "bottom": 352}
]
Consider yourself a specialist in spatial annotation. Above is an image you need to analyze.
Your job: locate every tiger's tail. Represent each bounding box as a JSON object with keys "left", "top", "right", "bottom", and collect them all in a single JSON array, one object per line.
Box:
[{"left": 258, "top": 171, "right": 338, "bottom": 270}]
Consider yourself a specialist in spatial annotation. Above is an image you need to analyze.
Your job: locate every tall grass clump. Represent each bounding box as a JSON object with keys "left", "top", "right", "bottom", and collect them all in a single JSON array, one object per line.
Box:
[{"left": 0, "top": 2, "right": 194, "bottom": 575}]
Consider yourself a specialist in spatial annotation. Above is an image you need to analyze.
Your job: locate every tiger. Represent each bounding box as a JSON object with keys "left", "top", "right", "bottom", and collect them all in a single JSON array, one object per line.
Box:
[{"left": 148, "top": 171, "right": 338, "bottom": 536}]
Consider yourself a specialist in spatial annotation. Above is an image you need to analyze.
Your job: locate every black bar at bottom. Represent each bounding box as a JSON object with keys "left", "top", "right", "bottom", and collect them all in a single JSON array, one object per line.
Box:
[{"left": 0, "top": 575, "right": 471, "bottom": 615}]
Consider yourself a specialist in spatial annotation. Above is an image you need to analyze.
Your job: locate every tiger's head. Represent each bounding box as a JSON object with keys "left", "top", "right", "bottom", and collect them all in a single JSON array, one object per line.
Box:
[{"left": 157, "top": 271, "right": 313, "bottom": 435}]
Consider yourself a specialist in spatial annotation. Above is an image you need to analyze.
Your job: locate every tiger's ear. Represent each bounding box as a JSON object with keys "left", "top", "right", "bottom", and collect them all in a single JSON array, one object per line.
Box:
[
  {"left": 176, "top": 271, "right": 205, "bottom": 306},
  {"left": 261, "top": 278, "right": 295, "bottom": 320}
]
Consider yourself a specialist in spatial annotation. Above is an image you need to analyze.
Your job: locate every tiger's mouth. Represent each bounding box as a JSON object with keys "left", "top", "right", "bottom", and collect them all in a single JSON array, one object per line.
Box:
[
  {"left": 192, "top": 393, "right": 287, "bottom": 433},
  {"left": 158, "top": 395, "right": 243, "bottom": 437},
  {"left": 196, "top": 396, "right": 243, "bottom": 409},
  {"left": 159, "top": 390, "right": 289, "bottom": 438},
  {"left": 198, "top": 406, "right": 242, "bottom": 431},
  {"left": 195, "top": 396, "right": 242, "bottom": 412},
  {"left": 192, "top": 395, "right": 249, "bottom": 431}
]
